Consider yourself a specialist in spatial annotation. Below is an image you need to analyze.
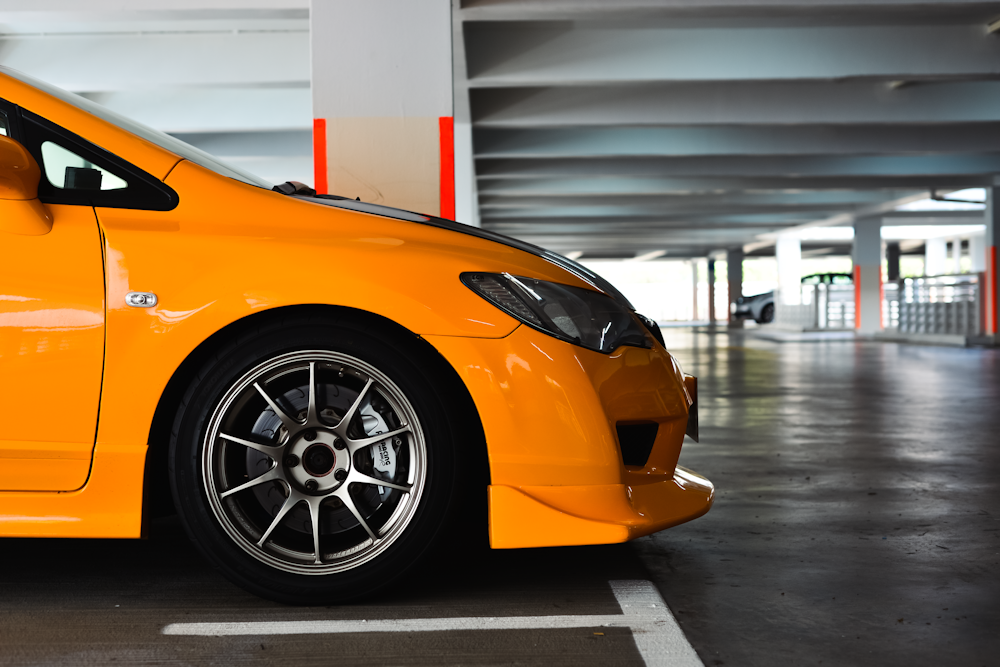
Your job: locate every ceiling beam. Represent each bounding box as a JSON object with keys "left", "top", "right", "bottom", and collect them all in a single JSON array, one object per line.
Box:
[
  {"left": 475, "top": 175, "right": 979, "bottom": 194},
  {"left": 474, "top": 124, "right": 1000, "bottom": 158},
  {"left": 0, "top": 31, "right": 309, "bottom": 91},
  {"left": 472, "top": 81, "right": 1000, "bottom": 127},
  {"left": 476, "top": 155, "right": 1000, "bottom": 179},
  {"left": 465, "top": 22, "right": 1000, "bottom": 86},
  {"left": 459, "top": 0, "right": 1000, "bottom": 23}
]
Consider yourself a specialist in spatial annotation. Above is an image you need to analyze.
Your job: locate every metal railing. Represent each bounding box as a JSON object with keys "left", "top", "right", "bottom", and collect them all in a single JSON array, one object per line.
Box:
[
  {"left": 774, "top": 284, "right": 855, "bottom": 330},
  {"left": 895, "top": 273, "right": 984, "bottom": 336}
]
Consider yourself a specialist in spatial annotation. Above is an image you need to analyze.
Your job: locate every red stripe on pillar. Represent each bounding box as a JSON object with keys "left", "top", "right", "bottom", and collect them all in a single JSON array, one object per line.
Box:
[
  {"left": 990, "top": 245, "right": 998, "bottom": 335},
  {"left": 313, "top": 118, "right": 328, "bottom": 195},
  {"left": 854, "top": 265, "right": 862, "bottom": 330},
  {"left": 439, "top": 116, "right": 455, "bottom": 220}
]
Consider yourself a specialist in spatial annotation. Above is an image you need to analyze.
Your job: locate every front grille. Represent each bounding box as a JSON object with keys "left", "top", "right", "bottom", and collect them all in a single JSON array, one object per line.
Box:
[{"left": 617, "top": 422, "right": 658, "bottom": 467}]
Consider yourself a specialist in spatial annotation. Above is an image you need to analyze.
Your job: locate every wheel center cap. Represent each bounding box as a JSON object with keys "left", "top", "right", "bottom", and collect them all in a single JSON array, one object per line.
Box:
[{"left": 302, "top": 443, "right": 336, "bottom": 477}]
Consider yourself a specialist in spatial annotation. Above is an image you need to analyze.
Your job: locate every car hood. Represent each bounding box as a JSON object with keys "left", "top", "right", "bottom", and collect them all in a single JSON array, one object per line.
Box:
[{"left": 293, "top": 195, "right": 635, "bottom": 311}]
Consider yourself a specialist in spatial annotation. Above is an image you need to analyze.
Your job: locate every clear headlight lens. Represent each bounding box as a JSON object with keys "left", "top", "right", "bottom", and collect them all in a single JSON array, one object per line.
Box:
[{"left": 461, "top": 272, "right": 653, "bottom": 354}]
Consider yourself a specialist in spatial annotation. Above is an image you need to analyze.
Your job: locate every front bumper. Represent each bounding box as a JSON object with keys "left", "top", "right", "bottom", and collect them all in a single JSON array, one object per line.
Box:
[{"left": 425, "top": 325, "right": 714, "bottom": 549}]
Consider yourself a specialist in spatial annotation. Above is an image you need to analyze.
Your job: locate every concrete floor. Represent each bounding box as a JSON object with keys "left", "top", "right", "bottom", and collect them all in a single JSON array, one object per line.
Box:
[
  {"left": 644, "top": 328, "right": 1000, "bottom": 666},
  {"left": 0, "top": 329, "right": 996, "bottom": 665}
]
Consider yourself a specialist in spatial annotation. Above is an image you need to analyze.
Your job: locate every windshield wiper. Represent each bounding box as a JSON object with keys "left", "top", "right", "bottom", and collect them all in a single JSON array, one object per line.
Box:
[{"left": 273, "top": 181, "right": 360, "bottom": 201}]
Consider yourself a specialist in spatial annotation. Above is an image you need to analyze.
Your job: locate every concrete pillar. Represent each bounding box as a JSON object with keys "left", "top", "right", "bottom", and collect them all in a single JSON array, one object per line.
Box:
[
  {"left": 886, "top": 242, "right": 901, "bottom": 282},
  {"left": 970, "top": 233, "right": 987, "bottom": 273},
  {"left": 707, "top": 259, "right": 717, "bottom": 325},
  {"left": 727, "top": 248, "right": 744, "bottom": 328},
  {"left": 450, "top": 1, "right": 478, "bottom": 227},
  {"left": 853, "top": 217, "right": 883, "bottom": 335},
  {"left": 776, "top": 236, "right": 802, "bottom": 306},
  {"left": 691, "top": 260, "right": 699, "bottom": 322},
  {"left": 985, "top": 186, "right": 999, "bottom": 337},
  {"left": 925, "top": 237, "right": 948, "bottom": 276},
  {"left": 311, "top": 0, "right": 454, "bottom": 217}
]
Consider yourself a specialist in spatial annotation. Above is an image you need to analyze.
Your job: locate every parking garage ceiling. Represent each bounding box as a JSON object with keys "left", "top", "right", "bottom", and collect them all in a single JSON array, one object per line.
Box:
[
  {"left": 454, "top": 0, "right": 1000, "bottom": 257},
  {"left": 1, "top": 0, "right": 998, "bottom": 258}
]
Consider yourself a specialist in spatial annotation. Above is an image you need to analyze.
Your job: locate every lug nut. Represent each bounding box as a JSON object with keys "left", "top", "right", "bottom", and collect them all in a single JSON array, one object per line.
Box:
[
  {"left": 334, "top": 469, "right": 348, "bottom": 482},
  {"left": 333, "top": 438, "right": 345, "bottom": 450},
  {"left": 303, "top": 430, "right": 316, "bottom": 442},
  {"left": 283, "top": 454, "right": 300, "bottom": 468},
  {"left": 305, "top": 479, "right": 319, "bottom": 492}
]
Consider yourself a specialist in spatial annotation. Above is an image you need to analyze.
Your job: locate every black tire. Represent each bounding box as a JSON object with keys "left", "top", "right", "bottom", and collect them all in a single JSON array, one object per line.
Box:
[
  {"left": 168, "top": 314, "right": 461, "bottom": 604},
  {"left": 758, "top": 303, "right": 775, "bottom": 324}
]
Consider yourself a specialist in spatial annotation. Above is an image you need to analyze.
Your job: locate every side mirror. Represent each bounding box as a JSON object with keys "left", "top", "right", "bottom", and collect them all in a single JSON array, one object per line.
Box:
[{"left": 0, "top": 134, "right": 52, "bottom": 235}]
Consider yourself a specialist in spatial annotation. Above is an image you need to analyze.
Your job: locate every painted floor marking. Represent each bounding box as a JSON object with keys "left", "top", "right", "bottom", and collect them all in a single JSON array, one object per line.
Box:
[{"left": 162, "top": 579, "right": 702, "bottom": 666}]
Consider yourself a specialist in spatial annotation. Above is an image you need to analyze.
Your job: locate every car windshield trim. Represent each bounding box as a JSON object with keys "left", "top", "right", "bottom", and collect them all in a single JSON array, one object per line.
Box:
[{"left": 0, "top": 66, "right": 273, "bottom": 190}]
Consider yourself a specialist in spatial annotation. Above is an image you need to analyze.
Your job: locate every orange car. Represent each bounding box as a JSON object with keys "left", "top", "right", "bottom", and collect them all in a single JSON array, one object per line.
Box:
[{"left": 0, "top": 66, "right": 713, "bottom": 603}]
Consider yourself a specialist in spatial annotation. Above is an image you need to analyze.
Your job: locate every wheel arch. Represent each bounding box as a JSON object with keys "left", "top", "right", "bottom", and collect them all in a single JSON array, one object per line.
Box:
[{"left": 142, "top": 304, "right": 489, "bottom": 525}]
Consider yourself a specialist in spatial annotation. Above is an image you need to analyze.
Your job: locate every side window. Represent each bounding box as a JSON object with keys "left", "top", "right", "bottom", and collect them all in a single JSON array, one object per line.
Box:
[
  {"left": 16, "top": 109, "right": 177, "bottom": 211},
  {"left": 40, "top": 141, "right": 128, "bottom": 192},
  {"left": 801, "top": 275, "right": 820, "bottom": 285},
  {"left": 0, "top": 109, "right": 8, "bottom": 136},
  {"left": 832, "top": 275, "right": 852, "bottom": 285}
]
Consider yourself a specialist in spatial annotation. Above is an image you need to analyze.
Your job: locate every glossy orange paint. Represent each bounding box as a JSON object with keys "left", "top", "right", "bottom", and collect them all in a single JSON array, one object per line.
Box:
[
  {"left": 0, "top": 204, "right": 104, "bottom": 492},
  {"left": 0, "top": 68, "right": 712, "bottom": 543},
  {"left": 425, "top": 325, "right": 711, "bottom": 547},
  {"left": 424, "top": 325, "right": 691, "bottom": 487},
  {"left": 488, "top": 467, "right": 714, "bottom": 549},
  {"left": 0, "top": 134, "right": 52, "bottom": 235}
]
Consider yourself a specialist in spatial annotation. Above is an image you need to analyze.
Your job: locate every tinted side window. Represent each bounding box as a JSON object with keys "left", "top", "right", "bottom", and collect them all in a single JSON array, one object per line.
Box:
[
  {"left": 41, "top": 141, "right": 128, "bottom": 192},
  {"left": 0, "top": 109, "right": 8, "bottom": 136},
  {"left": 19, "top": 109, "right": 177, "bottom": 211}
]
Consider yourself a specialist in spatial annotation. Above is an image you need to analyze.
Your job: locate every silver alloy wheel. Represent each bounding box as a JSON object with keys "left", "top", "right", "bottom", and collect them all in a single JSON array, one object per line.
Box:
[{"left": 201, "top": 350, "right": 426, "bottom": 575}]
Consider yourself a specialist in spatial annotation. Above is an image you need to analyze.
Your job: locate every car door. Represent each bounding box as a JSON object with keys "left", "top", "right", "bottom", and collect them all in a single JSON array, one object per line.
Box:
[{"left": 0, "top": 102, "right": 116, "bottom": 491}]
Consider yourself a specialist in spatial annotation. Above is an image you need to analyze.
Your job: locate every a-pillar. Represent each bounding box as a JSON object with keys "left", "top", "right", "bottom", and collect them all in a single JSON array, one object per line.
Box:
[
  {"left": 853, "top": 216, "right": 883, "bottom": 335},
  {"left": 310, "top": 0, "right": 455, "bottom": 218},
  {"left": 727, "top": 248, "right": 744, "bottom": 328},
  {"left": 985, "top": 186, "right": 999, "bottom": 339},
  {"left": 776, "top": 236, "right": 802, "bottom": 306}
]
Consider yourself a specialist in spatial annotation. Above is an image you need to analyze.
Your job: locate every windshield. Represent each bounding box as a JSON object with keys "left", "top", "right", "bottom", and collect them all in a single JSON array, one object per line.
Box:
[{"left": 1, "top": 66, "right": 273, "bottom": 190}]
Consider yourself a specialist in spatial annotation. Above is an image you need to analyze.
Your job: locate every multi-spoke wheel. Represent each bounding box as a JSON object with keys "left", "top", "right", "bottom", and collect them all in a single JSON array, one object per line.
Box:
[{"left": 169, "top": 316, "right": 461, "bottom": 604}]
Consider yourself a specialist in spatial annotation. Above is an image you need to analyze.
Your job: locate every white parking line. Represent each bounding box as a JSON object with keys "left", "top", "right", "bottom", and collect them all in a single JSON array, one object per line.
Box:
[{"left": 162, "top": 579, "right": 703, "bottom": 667}]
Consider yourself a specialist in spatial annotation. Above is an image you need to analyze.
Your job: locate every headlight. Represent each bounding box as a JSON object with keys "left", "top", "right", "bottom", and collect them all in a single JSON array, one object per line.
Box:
[{"left": 461, "top": 272, "right": 653, "bottom": 354}]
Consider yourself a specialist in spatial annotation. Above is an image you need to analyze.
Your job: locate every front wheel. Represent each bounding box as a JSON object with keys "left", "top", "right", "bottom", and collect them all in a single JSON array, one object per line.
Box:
[{"left": 169, "top": 317, "right": 460, "bottom": 604}]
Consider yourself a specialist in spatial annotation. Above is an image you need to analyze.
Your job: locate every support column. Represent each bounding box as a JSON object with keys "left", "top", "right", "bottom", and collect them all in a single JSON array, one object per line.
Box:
[
  {"left": 776, "top": 236, "right": 802, "bottom": 306},
  {"left": 707, "top": 258, "right": 717, "bottom": 326},
  {"left": 853, "top": 216, "right": 883, "bottom": 335},
  {"left": 727, "top": 248, "right": 744, "bottom": 328},
  {"left": 691, "top": 260, "right": 699, "bottom": 322},
  {"left": 311, "top": 0, "right": 453, "bottom": 216},
  {"left": 986, "top": 186, "right": 999, "bottom": 337},
  {"left": 970, "top": 233, "right": 986, "bottom": 273},
  {"left": 450, "top": 1, "right": 478, "bottom": 226},
  {"left": 925, "top": 237, "right": 948, "bottom": 276}
]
